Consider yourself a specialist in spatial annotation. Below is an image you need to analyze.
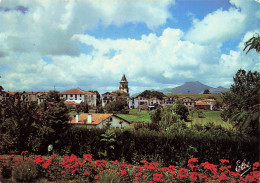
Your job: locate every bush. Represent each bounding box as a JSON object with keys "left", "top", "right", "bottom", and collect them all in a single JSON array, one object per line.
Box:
[
  {"left": 197, "top": 111, "right": 205, "bottom": 118},
  {"left": 1, "top": 164, "right": 12, "bottom": 179},
  {"left": 97, "top": 169, "right": 121, "bottom": 183},
  {"left": 13, "top": 159, "right": 39, "bottom": 182}
]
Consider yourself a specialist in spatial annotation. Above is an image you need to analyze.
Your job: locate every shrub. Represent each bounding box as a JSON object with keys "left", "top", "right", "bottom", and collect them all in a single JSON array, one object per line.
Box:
[
  {"left": 13, "top": 159, "right": 39, "bottom": 182},
  {"left": 198, "top": 110, "right": 205, "bottom": 118},
  {"left": 97, "top": 169, "right": 121, "bottom": 183},
  {"left": 1, "top": 164, "right": 12, "bottom": 179}
]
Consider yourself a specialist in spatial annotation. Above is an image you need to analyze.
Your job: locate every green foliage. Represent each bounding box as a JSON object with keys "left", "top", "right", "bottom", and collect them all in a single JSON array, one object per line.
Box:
[
  {"left": 203, "top": 89, "right": 210, "bottom": 94},
  {"left": 197, "top": 111, "right": 205, "bottom": 118},
  {"left": 100, "top": 129, "right": 116, "bottom": 159},
  {"left": 1, "top": 165, "right": 12, "bottom": 179},
  {"left": 138, "top": 90, "right": 165, "bottom": 100},
  {"left": 47, "top": 90, "right": 61, "bottom": 102},
  {"left": 150, "top": 107, "right": 162, "bottom": 123},
  {"left": 221, "top": 69, "right": 260, "bottom": 136},
  {"left": 79, "top": 102, "right": 89, "bottom": 113},
  {"left": 13, "top": 159, "right": 40, "bottom": 182},
  {"left": 58, "top": 126, "right": 259, "bottom": 166},
  {"left": 172, "top": 100, "right": 189, "bottom": 121},
  {"left": 243, "top": 33, "right": 260, "bottom": 54},
  {"left": 159, "top": 106, "right": 180, "bottom": 130},
  {"left": 0, "top": 92, "right": 70, "bottom": 154},
  {"left": 97, "top": 169, "right": 121, "bottom": 183},
  {"left": 105, "top": 96, "right": 129, "bottom": 114}
]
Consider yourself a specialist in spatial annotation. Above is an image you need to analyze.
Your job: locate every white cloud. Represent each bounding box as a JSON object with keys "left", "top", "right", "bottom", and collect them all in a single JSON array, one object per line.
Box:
[
  {"left": 185, "top": 0, "right": 260, "bottom": 44},
  {"left": 0, "top": 0, "right": 173, "bottom": 56},
  {"left": 0, "top": 0, "right": 259, "bottom": 95}
]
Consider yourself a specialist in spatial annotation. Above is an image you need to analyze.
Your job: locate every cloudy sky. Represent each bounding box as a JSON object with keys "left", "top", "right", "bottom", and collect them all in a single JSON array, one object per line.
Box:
[{"left": 0, "top": 0, "right": 259, "bottom": 95}]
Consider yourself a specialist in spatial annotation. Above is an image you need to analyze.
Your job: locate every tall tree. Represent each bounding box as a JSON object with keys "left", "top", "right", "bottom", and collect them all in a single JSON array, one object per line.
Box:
[
  {"left": 221, "top": 69, "right": 260, "bottom": 135},
  {"left": 172, "top": 100, "right": 189, "bottom": 121}
]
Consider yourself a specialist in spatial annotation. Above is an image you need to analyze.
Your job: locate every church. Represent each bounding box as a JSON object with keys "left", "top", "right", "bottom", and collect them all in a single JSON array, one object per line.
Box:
[{"left": 102, "top": 74, "right": 129, "bottom": 107}]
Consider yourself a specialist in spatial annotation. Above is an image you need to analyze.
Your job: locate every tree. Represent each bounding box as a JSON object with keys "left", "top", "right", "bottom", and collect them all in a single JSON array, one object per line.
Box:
[
  {"left": 150, "top": 107, "right": 162, "bottom": 123},
  {"left": 105, "top": 96, "right": 129, "bottom": 113},
  {"left": 138, "top": 90, "right": 165, "bottom": 100},
  {"left": 203, "top": 89, "right": 210, "bottom": 94},
  {"left": 221, "top": 69, "right": 260, "bottom": 136},
  {"left": 243, "top": 33, "right": 260, "bottom": 54},
  {"left": 159, "top": 106, "right": 180, "bottom": 130},
  {"left": 172, "top": 100, "right": 189, "bottom": 121},
  {"left": 47, "top": 90, "right": 61, "bottom": 102}
]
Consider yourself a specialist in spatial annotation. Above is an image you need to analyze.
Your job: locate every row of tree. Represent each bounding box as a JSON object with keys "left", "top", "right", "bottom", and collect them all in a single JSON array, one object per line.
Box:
[{"left": 0, "top": 91, "right": 70, "bottom": 154}]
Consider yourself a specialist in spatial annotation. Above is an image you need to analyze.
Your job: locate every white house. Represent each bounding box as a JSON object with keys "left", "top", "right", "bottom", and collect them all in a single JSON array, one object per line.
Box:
[
  {"left": 69, "top": 113, "right": 130, "bottom": 128},
  {"left": 60, "top": 88, "right": 97, "bottom": 107}
]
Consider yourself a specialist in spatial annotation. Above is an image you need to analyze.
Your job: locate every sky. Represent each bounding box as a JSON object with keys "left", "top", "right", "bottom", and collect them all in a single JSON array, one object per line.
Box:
[{"left": 0, "top": 0, "right": 259, "bottom": 95}]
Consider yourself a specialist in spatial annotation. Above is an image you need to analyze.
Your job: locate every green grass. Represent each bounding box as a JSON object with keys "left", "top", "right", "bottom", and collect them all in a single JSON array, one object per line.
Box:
[
  {"left": 117, "top": 109, "right": 151, "bottom": 123},
  {"left": 187, "top": 111, "right": 233, "bottom": 129}
]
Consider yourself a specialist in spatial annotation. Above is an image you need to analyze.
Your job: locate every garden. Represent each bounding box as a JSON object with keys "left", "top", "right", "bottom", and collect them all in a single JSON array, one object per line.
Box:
[{"left": 1, "top": 152, "right": 259, "bottom": 182}]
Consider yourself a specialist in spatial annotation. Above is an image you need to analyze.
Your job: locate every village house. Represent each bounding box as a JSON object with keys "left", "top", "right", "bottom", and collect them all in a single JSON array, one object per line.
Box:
[
  {"left": 195, "top": 101, "right": 211, "bottom": 110},
  {"left": 69, "top": 113, "right": 130, "bottom": 128},
  {"left": 202, "top": 99, "right": 216, "bottom": 110},
  {"left": 161, "top": 97, "right": 176, "bottom": 107},
  {"left": 36, "top": 92, "right": 48, "bottom": 104},
  {"left": 179, "top": 97, "right": 195, "bottom": 109},
  {"left": 59, "top": 88, "right": 97, "bottom": 107}
]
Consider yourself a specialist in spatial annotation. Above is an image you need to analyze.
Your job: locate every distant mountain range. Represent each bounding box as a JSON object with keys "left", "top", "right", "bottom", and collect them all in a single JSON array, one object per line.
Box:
[{"left": 131, "top": 81, "right": 229, "bottom": 97}]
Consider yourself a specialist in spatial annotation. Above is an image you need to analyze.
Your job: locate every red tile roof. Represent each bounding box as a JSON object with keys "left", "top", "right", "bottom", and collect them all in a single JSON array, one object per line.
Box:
[
  {"left": 70, "top": 113, "right": 113, "bottom": 125},
  {"left": 202, "top": 99, "right": 216, "bottom": 102},
  {"left": 60, "top": 88, "right": 94, "bottom": 95},
  {"left": 195, "top": 101, "right": 210, "bottom": 106},
  {"left": 64, "top": 101, "right": 81, "bottom": 105}
]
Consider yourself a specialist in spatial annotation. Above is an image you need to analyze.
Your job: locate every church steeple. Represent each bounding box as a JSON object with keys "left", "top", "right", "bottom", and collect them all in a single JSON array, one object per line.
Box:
[
  {"left": 119, "top": 74, "right": 129, "bottom": 94},
  {"left": 121, "top": 74, "right": 127, "bottom": 82}
]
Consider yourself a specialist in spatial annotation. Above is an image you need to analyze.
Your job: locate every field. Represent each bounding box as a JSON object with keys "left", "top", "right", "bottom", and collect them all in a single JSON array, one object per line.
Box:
[
  {"left": 187, "top": 111, "right": 233, "bottom": 129},
  {"left": 117, "top": 109, "right": 151, "bottom": 123},
  {"left": 118, "top": 109, "right": 233, "bottom": 129},
  {"left": 167, "top": 93, "right": 223, "bottom": 102}
]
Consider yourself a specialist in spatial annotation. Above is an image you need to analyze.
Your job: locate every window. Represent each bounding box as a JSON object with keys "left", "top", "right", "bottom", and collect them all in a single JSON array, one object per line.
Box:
[
  {"left": 80, "top": 94, "right": 82, "bottom": 97},
  {"left": 70, "top": 94, "right": 73, "bottom": 97}
]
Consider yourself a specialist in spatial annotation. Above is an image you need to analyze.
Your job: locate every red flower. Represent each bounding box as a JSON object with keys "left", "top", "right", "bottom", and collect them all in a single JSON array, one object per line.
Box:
[
  {"left": 83, "top": 154, "right": 92, "bottom": 162},
  {"left": 219, "top": 159, "right": 229, "bottom": 164},
  {"left": 72, "top": 169, "right": 79, "bottom": 174},
  {"left": 153, "top": 173, "right": 164, "bottom": 182},
  {"left": 21, "top": 151, "right": 28, "bottom": 156},
  {"left": 61, "top": 171, "right": 65, "bottom": 174},
  {"left": 190, "top": 172, "right": 198, "bottom": 181},
  {"left": 188, "top": 158, "right": 198, "bottom": 164},
  {"left": 253, "top": 162, "right": 260, "bottom": 170},
  {"left": 43, "top": 161, "right": 51, "bottom": 169},
  {"left": 51, "top": 154, "right": 58, "bottom": 159},
  {"left": 177, "top": 168, "right": 189, "bottom": 179},
  {"left": 118, "top": 170, "right": 127, "bottom": 177},
  {"left": 219, "top": 173, "right": 228, "bottom": 181},
  {"left": 9, "top": 154, "right": 15, "bottom": 159},
  {"left": 95, "top": 175, "right": 99, "bottom": 180},
  {"left": 84, "top": 171, "right": 90, "bottom": 176}
]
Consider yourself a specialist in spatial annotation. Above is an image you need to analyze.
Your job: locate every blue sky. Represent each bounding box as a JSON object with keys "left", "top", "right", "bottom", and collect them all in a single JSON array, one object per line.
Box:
[{"left": 0, "top": 0, "right": 259, "bottom": 95}]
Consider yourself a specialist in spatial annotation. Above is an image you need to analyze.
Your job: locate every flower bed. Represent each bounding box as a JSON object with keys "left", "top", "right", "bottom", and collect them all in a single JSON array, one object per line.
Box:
[{"left": 0, "top": 152, "right": 259, "bottom": 182}]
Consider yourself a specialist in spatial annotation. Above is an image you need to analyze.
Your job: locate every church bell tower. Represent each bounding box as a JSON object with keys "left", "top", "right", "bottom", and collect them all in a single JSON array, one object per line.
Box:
[{"left": 119, "top": 74, "right": 129, "bottom": 94}]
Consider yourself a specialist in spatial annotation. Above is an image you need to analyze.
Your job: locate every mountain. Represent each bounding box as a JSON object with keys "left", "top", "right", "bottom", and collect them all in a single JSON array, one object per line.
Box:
[
  {"left": 159, "top": 81, "right": 228, "bottom": 94},
  {"left": 130, "top": 81, "right": 229, "bottom": 97}
]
